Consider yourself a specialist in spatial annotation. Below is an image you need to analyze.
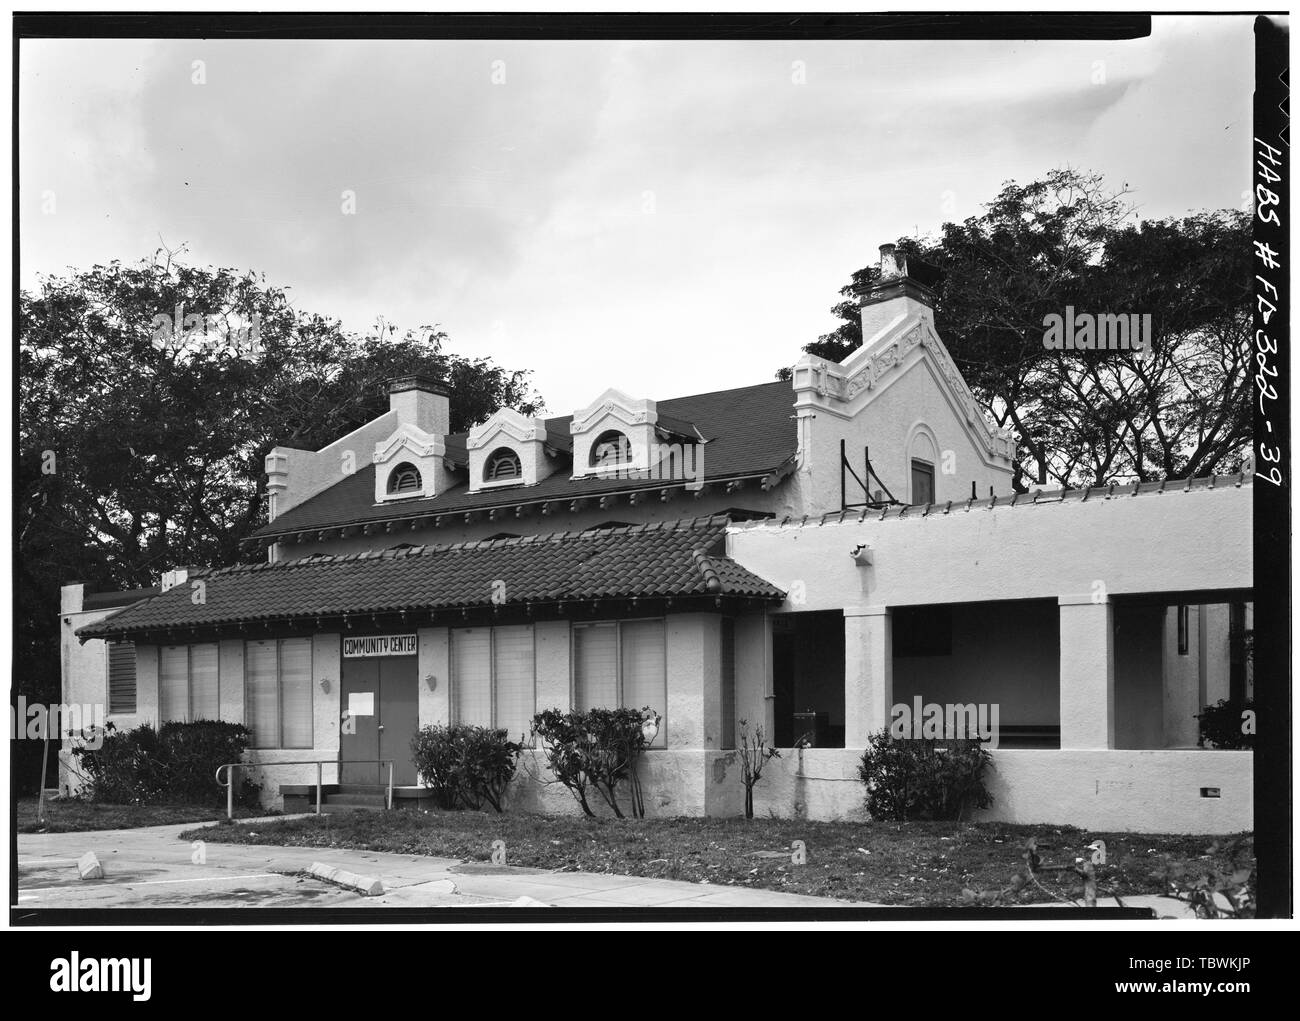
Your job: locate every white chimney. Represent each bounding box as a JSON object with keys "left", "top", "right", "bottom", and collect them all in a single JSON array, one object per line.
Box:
[
  {"left": 856, "top": 244, "right": 937, "bottom": 346},
  {"left": 160, "top": 568, "right": 190, "bottom": 592},
  {"left": 387, "top": 374, "right": 450, "bottom": 435}
]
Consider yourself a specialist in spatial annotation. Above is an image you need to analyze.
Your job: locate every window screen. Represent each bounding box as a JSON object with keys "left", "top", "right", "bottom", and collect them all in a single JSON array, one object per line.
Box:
[
  {"left": 244, "top": 640, "right": 279, "bottom": 748},
  {"left": 452, "top": 628, "right": 493, "bottom": 726},
  {"left": 573, "top": 620, "right": 668, "bottom": 747},
  {"left": 573, "top": 623, "right": 619, "bottom": 711},
  {"left": 159, "top": 645, "right": 189, "bottom": 723},
  {"left": 493, "top": 625, "right": 535, "bottom": 742},
  {"left": 190, "top": 643, "right": 220, "bottom": 721},
  {"left": 621, "top": 620, "right": 666, "bottom": 747},
  {"left": 280, "top": 638, "right": 314, "bottom": 748}
]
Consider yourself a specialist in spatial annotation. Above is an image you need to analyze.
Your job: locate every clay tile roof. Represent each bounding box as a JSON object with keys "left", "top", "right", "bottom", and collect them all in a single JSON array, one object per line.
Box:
[
  {"left": 251, "top": 380, "right": 796, "bottom": 541},
  {"left": 77, "top": 516, "right": 784, "bottom": 640}
]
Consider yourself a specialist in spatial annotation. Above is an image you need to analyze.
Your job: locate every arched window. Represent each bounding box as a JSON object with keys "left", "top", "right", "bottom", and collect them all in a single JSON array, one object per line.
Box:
[
  {"left": 387, "top": 462, "right": 423, "bottom": 495},
  {"left": 485, "top": 447, "right": 522, "bottom": 483},
  {"left": 906, "top": 424, "right": 939, "bottom": 506},
  {"left": 590, "top": 429, "right": 632, "bottom": 468}
]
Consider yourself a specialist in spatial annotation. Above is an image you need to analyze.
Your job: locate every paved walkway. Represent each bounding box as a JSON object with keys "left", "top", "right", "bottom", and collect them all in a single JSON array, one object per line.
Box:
[{"left": 16, "top": 819, "right": 872, "bottom": 909}]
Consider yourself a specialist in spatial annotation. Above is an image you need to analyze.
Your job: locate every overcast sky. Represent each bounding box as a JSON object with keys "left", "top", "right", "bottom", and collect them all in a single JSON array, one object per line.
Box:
[{"left": 20, "top": 16, "right": 1255, "bottom": 417}]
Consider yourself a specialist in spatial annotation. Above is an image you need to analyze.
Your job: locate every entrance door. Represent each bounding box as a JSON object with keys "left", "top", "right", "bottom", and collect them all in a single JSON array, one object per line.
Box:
[
  {"left": 340, "top": 654, "right": 419, "bottom": 785},
  {"left": 378, "top": 657, "right": 419, "bottom": 786}
]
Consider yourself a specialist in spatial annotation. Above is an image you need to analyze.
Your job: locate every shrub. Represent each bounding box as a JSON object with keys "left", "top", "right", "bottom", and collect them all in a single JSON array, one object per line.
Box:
[
  {"left": 1196, "top": 698, "right": 1255, "bottom": 749},
  {"left": 530, "top": 708, "right": 597, "bottom": 816},
  {"left": 158, "top": 720, "right": 254, "bottom": 803},
  {"left": 531, "top": 706, "right": 660, "bottom": 818},
  {"left": 72, "top": 720, "right": 254, "bottom": 806},
  {"left": 857, "top": 729, "right": 993, "bottom": 821},
  {"left": 410, "top": 725, "right": 463, "bottom": 809},
  {"left": 410, "top": 724, "right": 522, "bottom": 812},
  {"left": 73, "top": 722, "right": 165, "bottom": 804}
]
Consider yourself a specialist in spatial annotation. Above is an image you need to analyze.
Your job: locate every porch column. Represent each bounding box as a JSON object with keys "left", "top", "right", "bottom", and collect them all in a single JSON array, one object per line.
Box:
[
  {"left": 844, "top": 605, "right": 891, "bottom": 747},
  {"left": 1058, "top": 595, "right": 1115, "bottom": 749}
]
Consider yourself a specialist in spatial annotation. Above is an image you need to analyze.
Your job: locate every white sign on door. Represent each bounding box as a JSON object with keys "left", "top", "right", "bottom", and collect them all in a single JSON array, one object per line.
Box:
[{"left": 347, "top": 692, "right": 375, "bottom": 716}]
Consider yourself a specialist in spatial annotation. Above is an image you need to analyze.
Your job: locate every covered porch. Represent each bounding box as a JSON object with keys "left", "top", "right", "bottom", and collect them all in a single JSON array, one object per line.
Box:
[{"left": 726, "top": 475, "right": 1256, "bottom": 831}]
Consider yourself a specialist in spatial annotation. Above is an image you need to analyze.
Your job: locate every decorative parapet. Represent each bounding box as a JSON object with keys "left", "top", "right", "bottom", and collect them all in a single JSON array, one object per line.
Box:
[{"left": 792, "top": 322, "right": 1015, "bottom": 463}]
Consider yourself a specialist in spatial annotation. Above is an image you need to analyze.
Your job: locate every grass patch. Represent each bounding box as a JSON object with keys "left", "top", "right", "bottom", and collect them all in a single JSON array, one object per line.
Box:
[
  {"left": 17, "top": 797, "right": 266, "bottom": 834},
  {"left": 182, "top": 809, "right": 1251, "bottom": 907}
]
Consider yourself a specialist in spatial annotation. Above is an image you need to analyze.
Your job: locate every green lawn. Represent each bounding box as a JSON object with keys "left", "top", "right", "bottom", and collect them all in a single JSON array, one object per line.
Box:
[
  {"left": 17, "top": 797, "right": 265, "bottom": 834},
  {"left": 182, "top": 809, "right": 1251, "bottom": 908}
]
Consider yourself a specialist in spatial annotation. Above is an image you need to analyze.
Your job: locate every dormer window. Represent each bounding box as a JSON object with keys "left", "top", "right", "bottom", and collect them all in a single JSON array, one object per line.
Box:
[
  {"left": 590, "top": 430, "right": 632, "bottom": 469},
  {"left": 485, "top": 447, "right": 523, "bottom": 484},
  {"left": 387, "top": 462, "right": 423, "bottom": 495}
]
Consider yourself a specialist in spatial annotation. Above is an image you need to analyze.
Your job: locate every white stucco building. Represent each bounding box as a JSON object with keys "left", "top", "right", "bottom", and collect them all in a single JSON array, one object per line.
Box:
[{"left": 65, "top": 246, "right": 1254, "bottom": 832}]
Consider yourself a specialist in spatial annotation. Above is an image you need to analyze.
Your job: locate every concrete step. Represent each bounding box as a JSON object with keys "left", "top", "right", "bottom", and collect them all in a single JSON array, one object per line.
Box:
[
  {"left": 324, "top": 793, "right": 389, "bottom": 808},
  {"left": 336, "top": 784, "right": 391, "bottom": 795}
]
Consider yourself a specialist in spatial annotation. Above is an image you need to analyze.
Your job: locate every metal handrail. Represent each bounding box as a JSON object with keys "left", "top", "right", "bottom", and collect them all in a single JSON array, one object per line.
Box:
[{"left": 215, "top": 759, "right": 395, "bottom": 820}]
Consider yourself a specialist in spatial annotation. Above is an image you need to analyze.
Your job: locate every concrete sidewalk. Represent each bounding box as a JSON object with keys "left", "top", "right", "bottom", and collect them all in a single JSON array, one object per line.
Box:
[{"left": 16, "top": 819, "right": 871, "bottom": 909}]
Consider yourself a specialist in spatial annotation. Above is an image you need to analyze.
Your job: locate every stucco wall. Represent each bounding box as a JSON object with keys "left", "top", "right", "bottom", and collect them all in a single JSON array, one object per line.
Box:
[
  {"left": 730, "top": 483, "right": 1250, "bottom": 614},
  {"left": 701, "top": 746, "right": 1252, "bottom": 831},
  {"left": 985, "top": 749, "right": 1252, "bottom": 832},
  {"left": 733, "top": 612, "right": 774, "bottom": 738},
  {"left": 267, "top": 410, "right": 400, "bottom": 520},
  {"left": 787, "top": 316, "right": 1015, "bottom": 520},
  {"left": 854, "top": 354, "right": 1011, "bottom": 505},
  {"left": 59, "top": 602, "right": 120, "bottom": 795}
]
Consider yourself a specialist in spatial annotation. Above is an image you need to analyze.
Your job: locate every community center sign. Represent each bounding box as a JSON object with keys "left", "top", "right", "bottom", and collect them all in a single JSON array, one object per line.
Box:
[{"left": 343, "top": 634, "right": 418, "bottom": 658}]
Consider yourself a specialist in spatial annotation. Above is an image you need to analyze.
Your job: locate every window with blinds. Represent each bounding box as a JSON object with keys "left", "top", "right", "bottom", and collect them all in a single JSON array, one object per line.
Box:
[
  {"left": 573, "top": 619, "right": 667, "bottom": 748},
  {"left": 244, "top": 638, "right": 313, "bottom": 748},
  {"left": 159, "top": 645, "right": 190, "bottom": 723},
  {"left": 451, "top": 625, "right": 536, "bottom": 743},
  {"left": 107, "top": 642, "right": 137, "bottom": 715},
  {"left": 190, "top": 643, "right": 219, "bottom": 720},
  {"left": 452, "top": 628, "right": 492, "bottom": 726},
  {"left": 573, "top": 623, "right": 618, "bottom": 711},
  {"left": 493, "top": 625, "right": 536, "bottom": 743},
  {"left": 159, "top": 643, "right": 221, "bottom": 724},
  {"left": 280, "top": 638, "right": 314, "bottom": 748}
]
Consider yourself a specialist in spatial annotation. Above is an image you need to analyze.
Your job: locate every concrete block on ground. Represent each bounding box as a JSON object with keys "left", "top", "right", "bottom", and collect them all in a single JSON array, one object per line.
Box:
[
  {"left": 77, "top": 851, "right": 104, "bottom": 880},
  {"left": 307, "top": 861, "right": 383, "bottom": 896}
]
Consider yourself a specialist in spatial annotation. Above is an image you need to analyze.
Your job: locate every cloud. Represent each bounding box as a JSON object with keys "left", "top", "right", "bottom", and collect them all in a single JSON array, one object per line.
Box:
[{"left": 20, "top": 18, "right": 1255, "bottom": 415}]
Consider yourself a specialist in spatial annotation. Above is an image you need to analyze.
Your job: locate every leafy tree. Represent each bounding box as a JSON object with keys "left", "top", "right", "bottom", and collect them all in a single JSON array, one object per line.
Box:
[
  {"left": 782, "top": 170, "right": 1251, "bottom": 489},
  {"left": 18, "top": 251, "right": 543, "bottom": 748}
]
